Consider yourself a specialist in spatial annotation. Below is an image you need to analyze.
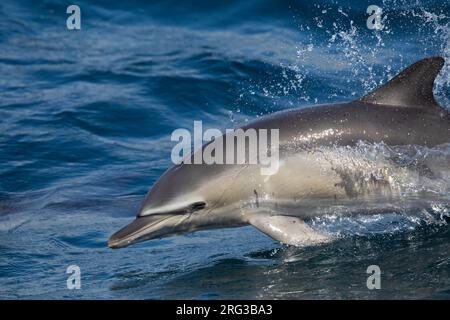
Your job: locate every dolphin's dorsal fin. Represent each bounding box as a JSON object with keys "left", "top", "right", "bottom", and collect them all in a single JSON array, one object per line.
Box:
[{"left": 359, "top": 57, "right": 445, "bottom": 110}]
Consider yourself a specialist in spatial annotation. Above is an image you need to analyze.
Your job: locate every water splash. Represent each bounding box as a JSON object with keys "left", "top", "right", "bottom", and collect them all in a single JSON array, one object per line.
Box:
[
  {"left": 307, "top": 142, "right": 450, "bottom": 237},
  {"left": 234, "top": 0, "right": 450, "bottom": 118}
]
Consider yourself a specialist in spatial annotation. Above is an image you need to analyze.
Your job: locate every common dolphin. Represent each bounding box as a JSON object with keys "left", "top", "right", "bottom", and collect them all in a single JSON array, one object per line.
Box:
[{"left": 109, "top": 57, "right": 450, "bottom": 248}]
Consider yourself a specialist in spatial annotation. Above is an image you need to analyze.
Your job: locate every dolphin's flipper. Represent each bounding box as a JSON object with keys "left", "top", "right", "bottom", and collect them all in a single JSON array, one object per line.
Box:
[
  {"left": 248, "top": 214, "right": 332, "bottom": 246},
  {"left": 360, "top": 56, "right": 445, "bottom": 110}
]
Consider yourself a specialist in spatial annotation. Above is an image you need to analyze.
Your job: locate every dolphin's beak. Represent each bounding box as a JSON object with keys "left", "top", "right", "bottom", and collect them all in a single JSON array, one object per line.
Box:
[{"left": 108, "top": 214, "right": 176, "bottom": 249}]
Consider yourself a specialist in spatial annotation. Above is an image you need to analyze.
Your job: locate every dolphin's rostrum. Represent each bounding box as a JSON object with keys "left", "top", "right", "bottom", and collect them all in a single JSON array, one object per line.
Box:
[{"left": 109, "top": 57, "right": 450, "bottom": 249}]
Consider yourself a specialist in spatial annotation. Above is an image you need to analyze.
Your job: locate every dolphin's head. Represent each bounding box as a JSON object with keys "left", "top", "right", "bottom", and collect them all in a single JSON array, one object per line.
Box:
[{"left": 108, "top": 161, "right": 244, "bottom": 249}]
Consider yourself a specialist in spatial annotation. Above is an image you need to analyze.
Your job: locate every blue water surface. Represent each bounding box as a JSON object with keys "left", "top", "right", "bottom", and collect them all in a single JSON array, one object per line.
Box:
[{"left": 1, "top": 0, "right": 450, "bottom": 299}]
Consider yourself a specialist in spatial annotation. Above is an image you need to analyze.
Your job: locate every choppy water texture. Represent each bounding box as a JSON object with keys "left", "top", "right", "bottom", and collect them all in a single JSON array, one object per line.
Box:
[{"left": 1, "top": 0, "right": 450, "bottom": 299}]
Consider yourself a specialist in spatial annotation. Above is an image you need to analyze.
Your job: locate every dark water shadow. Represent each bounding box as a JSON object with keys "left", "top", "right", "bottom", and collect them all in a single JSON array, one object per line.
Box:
[{"left": 120, "top": 224, "right": 450, "bottom": 299}]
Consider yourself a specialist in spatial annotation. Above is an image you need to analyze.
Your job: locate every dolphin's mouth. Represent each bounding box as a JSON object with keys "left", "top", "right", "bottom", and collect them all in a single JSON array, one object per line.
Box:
[{"left": 108, "top": 214, "right": 174, "bottom": 249}]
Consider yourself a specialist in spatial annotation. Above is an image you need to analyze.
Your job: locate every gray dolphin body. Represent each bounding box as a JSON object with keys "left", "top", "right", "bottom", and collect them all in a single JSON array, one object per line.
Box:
[{"left": 109, "top": 57, "right": 450, "bottom": 249}]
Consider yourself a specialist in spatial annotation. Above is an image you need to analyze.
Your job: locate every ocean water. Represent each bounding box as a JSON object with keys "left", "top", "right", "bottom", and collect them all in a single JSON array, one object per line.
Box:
[{"left": 1, "top": 0, "right": 450, "bottom": 299}]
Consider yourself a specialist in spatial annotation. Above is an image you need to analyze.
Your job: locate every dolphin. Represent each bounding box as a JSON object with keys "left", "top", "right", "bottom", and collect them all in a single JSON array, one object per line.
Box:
[{"left": 108, "top": 56, "right": 450, "bottom": 249}]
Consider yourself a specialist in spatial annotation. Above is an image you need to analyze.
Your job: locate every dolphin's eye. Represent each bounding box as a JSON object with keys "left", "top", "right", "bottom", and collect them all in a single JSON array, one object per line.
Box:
[
  {"left": 188, "top": 201, "right": 206, "bottom": 212},
  {"left": 138, "top": 201, "right": 207, "bottom": 217}
]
